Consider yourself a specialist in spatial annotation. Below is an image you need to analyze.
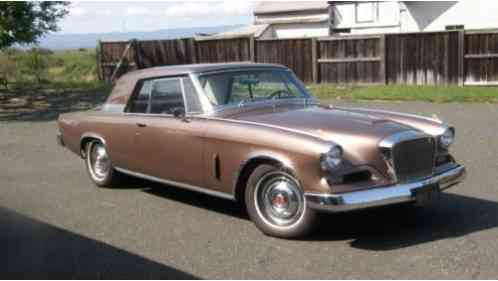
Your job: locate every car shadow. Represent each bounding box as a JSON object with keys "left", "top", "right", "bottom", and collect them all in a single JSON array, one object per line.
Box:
[
  {"left": 142, "top": 181, "right": 248, "bottom": 220},
  {"left": 306, "top": 193, "right": 498, "bottom": 250},
  {"left": 0, "top": 87, "right": 107, "bottom": 122},
  {"left": 143, "top": 183, "right": 498, "bottom": 250},
  {"left": 0, "top": 207, "right": 199, "bottom": 279}
]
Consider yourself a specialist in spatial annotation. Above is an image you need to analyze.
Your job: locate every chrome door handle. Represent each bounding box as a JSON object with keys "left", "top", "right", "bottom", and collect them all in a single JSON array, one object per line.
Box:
[{"left": 136, "top": 122, "right": 147, "bottom": 127}]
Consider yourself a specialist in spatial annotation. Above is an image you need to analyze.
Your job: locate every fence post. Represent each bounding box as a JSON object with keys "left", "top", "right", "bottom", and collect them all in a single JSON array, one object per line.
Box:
[
  {"left": 458, "top": 30, "right": 465, "bottom": 86},
  {"left": 132, "top": 39, "right": 142, "bottom": 70},
  {"left": 249, "top": 36, "right": 256, "bottom": 62},
  {"left": 109, "top": 41, "right": 133, "bottom": 83},
  {"left": 311, "top": 38, "right": 318, "bottom": 84},
  {"left": 379, "top": 34, "right": 387, "bottom": 85},
  {"left": 190, "top": 38, "right": 198, "bottom": 64},
  {"left": 96, "top": 40, "right": 103, "bottom": 81}
]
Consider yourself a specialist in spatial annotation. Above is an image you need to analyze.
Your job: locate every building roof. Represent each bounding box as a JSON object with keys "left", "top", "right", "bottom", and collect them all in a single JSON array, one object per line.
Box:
[
  {"left": 254, "top": 1, "right": 328, "bottom": 15},
  {"left": 195, "top": 24, "right": 270, "bottom": 40}
]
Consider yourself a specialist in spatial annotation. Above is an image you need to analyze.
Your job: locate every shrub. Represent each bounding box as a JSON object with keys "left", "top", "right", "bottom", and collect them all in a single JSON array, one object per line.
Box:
[
  {"left": 52, "top": 57, "right": 65, "bottom": 67},
  {"left": 30, "top": 47, "right": 53, "bottom": 56},
  {"left": 17, "top": 49, "right": 49, "bottom": 83},
  {"left": 0, "top": 55, "right": 17, "bottom": 84},
  {"left": 1, "top": 47, "right": 23, "bottom": 58}
]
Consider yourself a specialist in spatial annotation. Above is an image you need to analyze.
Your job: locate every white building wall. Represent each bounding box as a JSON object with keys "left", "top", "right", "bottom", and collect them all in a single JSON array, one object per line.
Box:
[
  {"left": 272, "top": 22, "right": 329, "bottom": 38},
  {"left": 403, "top": 0, "right": 498, "bottom": 32},
  {"left": 333, "top": 2, "right": 402, "bottom": 34},
  {"left": 332, "top": 0, "right": 498, "bottom": 35},
  {"left": 254, "top": 0, "right": 498, "bottom": 39},
  {"left": 254, "top": 5, "right": 329, "bottom": 39}
]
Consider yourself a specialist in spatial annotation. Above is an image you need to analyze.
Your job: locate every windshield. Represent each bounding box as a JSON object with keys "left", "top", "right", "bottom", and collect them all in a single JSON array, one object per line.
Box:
[{"left": 197, "top": 69, "right": 312, "bottom": 108}]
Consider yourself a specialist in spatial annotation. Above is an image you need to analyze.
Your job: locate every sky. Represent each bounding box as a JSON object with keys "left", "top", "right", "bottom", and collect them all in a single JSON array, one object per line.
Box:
[{"left": 58, "top": 1, "right": 255, "bottom": 34}]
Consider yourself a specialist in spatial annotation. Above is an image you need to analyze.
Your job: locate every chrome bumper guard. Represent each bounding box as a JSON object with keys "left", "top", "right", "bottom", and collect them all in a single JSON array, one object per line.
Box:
[
  {"left": 56, "top": 132, "right": 65, "bottom": 147},
  {"left": 305, "top": 165, "right": 466, "bottom": 213}
]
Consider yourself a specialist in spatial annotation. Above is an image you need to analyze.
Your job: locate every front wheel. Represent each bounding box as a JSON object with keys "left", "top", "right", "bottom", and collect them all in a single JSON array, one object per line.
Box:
[
  {"left": 85, "top": 140, "right": 121, "bottom": 187},
  {"left": 245, "top": 165, "right": 317, "bottom": 238}
]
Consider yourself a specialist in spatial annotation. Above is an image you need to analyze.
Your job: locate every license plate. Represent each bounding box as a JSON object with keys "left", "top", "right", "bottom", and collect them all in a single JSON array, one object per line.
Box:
[{"left": 413, "top": 184, "right": 440, "bottom": 206}]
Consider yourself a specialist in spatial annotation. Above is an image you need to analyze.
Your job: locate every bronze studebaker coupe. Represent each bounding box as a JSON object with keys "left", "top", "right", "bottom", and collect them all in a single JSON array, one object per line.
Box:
[{"left": 57, "top": 63, "right": 466, "bottom": 238}]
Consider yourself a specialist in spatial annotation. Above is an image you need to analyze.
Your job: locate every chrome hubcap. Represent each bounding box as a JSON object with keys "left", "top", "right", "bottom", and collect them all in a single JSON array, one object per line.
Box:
[
  {"left": 255, "top": 171, "right": 304, "bottom": 227},
  {"left": 89, "top": 142, "right": 110, "bottom": 180}
]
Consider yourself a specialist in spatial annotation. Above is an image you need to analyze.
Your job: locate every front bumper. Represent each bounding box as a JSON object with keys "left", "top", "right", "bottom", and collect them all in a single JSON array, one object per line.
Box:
[{"left": 305, "top": 164, "right": 466, "bottom": 212}]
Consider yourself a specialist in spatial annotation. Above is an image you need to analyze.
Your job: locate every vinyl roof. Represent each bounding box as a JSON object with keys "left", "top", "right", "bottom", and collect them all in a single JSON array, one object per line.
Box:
[
  {"left": 122, "top": 62, "right": 287, "bottom": 80},
  {"left": 106, "top": 63, "right": 288, "bottom": 105}
]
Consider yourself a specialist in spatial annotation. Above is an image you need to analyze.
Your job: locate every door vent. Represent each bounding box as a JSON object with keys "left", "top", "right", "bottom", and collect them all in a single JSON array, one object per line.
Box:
[{"left": 213, "top": 154, "right": 221, "bottom": 180}]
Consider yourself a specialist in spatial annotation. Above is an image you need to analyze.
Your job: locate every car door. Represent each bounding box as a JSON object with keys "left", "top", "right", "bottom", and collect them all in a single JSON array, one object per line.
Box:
[{"left": 127, "top": 76, "right": 206, "bottom": 187}]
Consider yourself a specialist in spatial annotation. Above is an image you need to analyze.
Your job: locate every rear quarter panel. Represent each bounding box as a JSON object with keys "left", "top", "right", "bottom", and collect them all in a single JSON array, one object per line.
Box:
[{"left": 57, "top": 111, "right": 132, "bottom": 168}]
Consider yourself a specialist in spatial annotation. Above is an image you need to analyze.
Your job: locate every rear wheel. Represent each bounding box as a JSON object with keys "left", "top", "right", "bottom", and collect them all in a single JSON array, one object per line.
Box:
[
  {"left": 85, "top": 140, "right": 121, "bottom": 187},
  {"left": 245, "top": 164, "right": 317, "bottom": 238}
]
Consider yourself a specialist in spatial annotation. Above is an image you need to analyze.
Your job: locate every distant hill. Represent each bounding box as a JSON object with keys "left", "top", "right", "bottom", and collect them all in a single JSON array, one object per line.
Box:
[{"left": 37, "top": 25, "right": 243, "bottom": 50}]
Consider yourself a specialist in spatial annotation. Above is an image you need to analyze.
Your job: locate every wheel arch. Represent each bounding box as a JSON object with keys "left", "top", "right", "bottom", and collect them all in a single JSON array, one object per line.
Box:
[
  {"left": 233, "top": 152, "right": 298, "bottom": 204},
  {"left": 80, "top": 133, "right": 107, "bottom": 158}
]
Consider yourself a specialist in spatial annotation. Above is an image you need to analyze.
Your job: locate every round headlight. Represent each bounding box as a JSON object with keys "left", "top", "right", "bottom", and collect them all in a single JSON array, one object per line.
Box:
[
  {"left": 440, "top": 128, "right": 454, "bottom": 149},
  {"left": 321, "top": 145, "right": 343, "bottom": 171}
]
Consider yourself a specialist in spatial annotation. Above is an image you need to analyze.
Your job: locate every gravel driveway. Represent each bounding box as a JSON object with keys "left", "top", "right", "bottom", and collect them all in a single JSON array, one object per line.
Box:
[{"left": 1, "top": 101, "right": 497, "bottom": 279}]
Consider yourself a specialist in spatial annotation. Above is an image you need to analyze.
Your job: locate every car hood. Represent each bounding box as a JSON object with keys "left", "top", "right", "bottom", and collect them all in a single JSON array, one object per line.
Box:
[
  {"left": 224, "top": 105, "right": 413, "bottom": 145},
  {"left": 220, "top": 105, "right": 416, "bottom": 166}
]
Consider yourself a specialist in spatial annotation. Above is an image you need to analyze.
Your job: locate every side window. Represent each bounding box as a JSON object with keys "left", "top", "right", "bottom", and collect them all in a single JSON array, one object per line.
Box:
[
  {"left": 129, "top": 80, "right": 153, "bottom": 113},
  {"left": 182, "top": 77, "right": 203, "bottom": 114},
  {"left": 150, "top": 78, "right": 184, "bottom": 115}
]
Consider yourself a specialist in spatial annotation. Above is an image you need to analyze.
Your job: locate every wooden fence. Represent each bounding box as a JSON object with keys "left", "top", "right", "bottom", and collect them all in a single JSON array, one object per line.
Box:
[
  {"left": 99, "top": 29, "right": 498, "bottom": 86},
  {"left": 317, "top": 35, "right": 385, "bottom": 84},
  {"left": 255, "top": 38, "right": 314, "bottom": 83}
]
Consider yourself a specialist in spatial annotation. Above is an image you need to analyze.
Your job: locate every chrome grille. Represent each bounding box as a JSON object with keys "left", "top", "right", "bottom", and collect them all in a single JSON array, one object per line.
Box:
[{"left": 392, "top": 137, "right": 435, "bottom": 183}]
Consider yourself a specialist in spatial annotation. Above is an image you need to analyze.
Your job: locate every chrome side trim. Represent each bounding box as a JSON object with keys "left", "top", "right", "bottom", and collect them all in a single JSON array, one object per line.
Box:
[
  {"left": 114, "top": 167, "right": 236, "bottom": 201},
  {"left": 305, "top": 165, "right": 466, "bottom": 213}
]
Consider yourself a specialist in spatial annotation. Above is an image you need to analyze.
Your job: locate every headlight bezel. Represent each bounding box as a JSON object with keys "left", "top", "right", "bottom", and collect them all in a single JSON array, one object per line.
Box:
[
  {"left": 439, "top": 127, "right": 455, "bottom": 149},
  {"left": 320, "top": 145, "right": 343, "bottom": 171}
]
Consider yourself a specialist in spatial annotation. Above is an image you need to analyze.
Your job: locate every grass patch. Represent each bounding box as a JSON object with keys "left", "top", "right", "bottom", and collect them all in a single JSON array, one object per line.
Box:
[
  {"left": 49, "top": 49, "right": 98, "bottom": 82},
  {"left": 308, "top": 84, "right": 498, "bottom": 103},
  {"left": 1, "top": 48, "right": 103, "bottom": 91},
  {"left": 10, "top": 79, "right": 110, "bottom": 92}
]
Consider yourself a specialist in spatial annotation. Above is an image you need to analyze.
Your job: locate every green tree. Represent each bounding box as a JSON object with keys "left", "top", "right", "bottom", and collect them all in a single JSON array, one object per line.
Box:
[{"left": 0, "top": 2, "right": 69, "bottom": 49}]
